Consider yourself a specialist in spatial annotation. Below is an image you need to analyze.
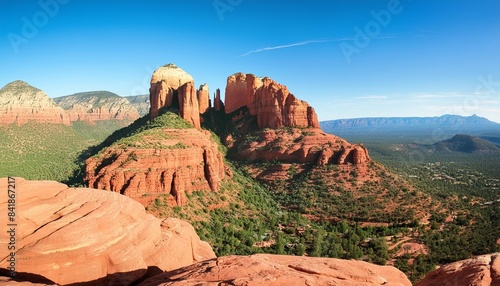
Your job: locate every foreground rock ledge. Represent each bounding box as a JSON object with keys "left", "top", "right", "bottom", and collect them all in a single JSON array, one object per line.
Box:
[
  {"left": 139, "top": 254, "right": 412, "bottom": 286},
  {"left": 416, "top": 252, "right": 500, "bottom": 286},
  {"left": 0, "top": 178, "right": 215, "bottom": 285}
]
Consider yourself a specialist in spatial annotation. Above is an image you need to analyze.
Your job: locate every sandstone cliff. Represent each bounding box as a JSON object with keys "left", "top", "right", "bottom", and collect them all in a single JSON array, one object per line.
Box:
[
  {"left": 85, "top": 113, "right": 227, "bottom": 206},
  {"left": 0, "top": 81, "right": 70, "bottom": 125},
  {"left": 224, "top": 73, "right": 320, "bottom": 129},
  {"left": 54, "top": 91, "right": 140, "bottom": 122},
  {"left": 197, "top": 83, "right": 210, "bottom": 114},
  {"left": 214, "top": 88, "right": 223, "bottom": 111},
  {"left": 231, "top": 128, "right": 370, "bottom": 166},
  {"left": 229, "top": 124, "right": 371, "bottom": 170},
  {"left": 178, "top": 82, "right": 201, "bottom": 128},
  {"left": 139, "top": 254, "right": 412, "bottom": 286},
  {"left": 416, "top": 252, "right": 500, "bottom": 286},
  {"left": 0, "top": 178, "right": 215, "bottom": 285}
]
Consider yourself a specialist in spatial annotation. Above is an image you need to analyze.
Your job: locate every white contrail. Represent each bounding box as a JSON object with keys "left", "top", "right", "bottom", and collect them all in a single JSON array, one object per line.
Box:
[{"left": 238, "top": 39, "right": 331, "bottom": 57}]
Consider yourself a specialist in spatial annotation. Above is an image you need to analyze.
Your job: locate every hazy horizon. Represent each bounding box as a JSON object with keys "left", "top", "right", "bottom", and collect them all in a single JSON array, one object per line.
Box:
[{"left": 1, "top": 0, "right": 499, "bottom": 122}]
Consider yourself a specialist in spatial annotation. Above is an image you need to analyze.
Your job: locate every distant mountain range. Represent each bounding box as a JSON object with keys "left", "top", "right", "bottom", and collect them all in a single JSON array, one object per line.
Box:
[
  {"left": 0, "top": 81, "right": 151, "bottom": 126},
  {"left": 321, "top": 114, "right": 500, "bottom": 137},
  {"left": 53, "top": 91, "right": 140, "bottom": 122}
]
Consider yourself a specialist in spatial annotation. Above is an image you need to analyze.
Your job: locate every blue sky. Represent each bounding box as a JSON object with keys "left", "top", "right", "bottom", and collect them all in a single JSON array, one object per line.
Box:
[{"left": 1, "top": 0, "right": 499, "bottom": 122}]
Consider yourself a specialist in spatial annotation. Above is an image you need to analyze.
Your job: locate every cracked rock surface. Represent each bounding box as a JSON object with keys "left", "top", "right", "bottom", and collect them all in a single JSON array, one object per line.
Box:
[
  {"left": 416, "top": 253, "right": 500, "bottom": 286},
  {"left": 139, "top": 254, "right": 412, "bottom": 286},
  {"left": 0, "top": 178, "right": 215, "bottom": 285}
]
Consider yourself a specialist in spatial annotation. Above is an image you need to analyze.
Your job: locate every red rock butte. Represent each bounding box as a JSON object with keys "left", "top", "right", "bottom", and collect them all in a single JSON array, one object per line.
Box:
[
  {"left": 224, "top": 72, "right": 320, "bottom": 129},
  {"left": 85, "top": 128, "right": 228, "bottom": 206},
  {"left": 149, "top": 65, "right": 320, "bottom": 130},
  {"left": 149, "top": 64, "right": 209, "bottom": 129}
]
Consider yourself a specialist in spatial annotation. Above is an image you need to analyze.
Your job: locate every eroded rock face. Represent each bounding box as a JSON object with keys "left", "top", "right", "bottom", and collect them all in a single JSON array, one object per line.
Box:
[
  {"left": 0, "top": 81, "right": 70, "bottom": 125},
  {"left": 178, "top": 82, "right": 201, "bottom": 129},
  {"left": 54, "top": 91, "right": 140, "bottom": 122},
  {"left": 197, "top": 84, "right": 210, "bottom": 114},
  {"left": 0, "top": 178, "right": 215, "bottom": 286},
  {"left": 224, "top": 73, "right": 320, "bottom": 129},
  {"left": 338, "top": 145, "right": 370, "bottom": 165},
  {"left": 139, "top": 254, "right": 412, "bottom": 286},
  {"left": 149, "top": 64, "right": 194, "bottom": 119},
  {"left": 232, "top": 128, "right": 370, "bottom": 166},
  {"left": 416, "top": 253, "right": 500, "bottom": 286},
  {"left": 213, "top": 88, "right": 222, "bottom": 111},
  {"left": 85, "top": 128, "right": 226, "bottom": 206}
]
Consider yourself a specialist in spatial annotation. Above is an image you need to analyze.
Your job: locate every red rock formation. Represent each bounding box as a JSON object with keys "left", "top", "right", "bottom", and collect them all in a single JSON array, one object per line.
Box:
[
  {"left": 149, "top": 64, "right": 194, "bottom": 119},
  {"left": 338, "top": 145, "right": 370, "bottom": 165},
  {"left": 225, "top": 73, "right": 252, "bottom": 113},
  {"left": 149, "top": 64, "right": 208, "bottom": 129},
  {"left": 232, "top": 128, "right": 370, "bottom": 166},
  {"left": 0, "top": 178, "right": 215, "bottom": 286},
  {"left": 0, "top": 80, "right": 71, "bottom": 126},
  {"left": 85, "top": 128, "right": 226, "bottom": 206},
  {"left": 416, "top": 253, "right": 500, "bottom": 286},
  {"left": 214, "top": 88, "right": 222, "bottom": 111},
  {"left": 197, "top": 83, "right": 210, "bottom": 114},
  {"left": 139, "top": 254, "right": 412, "bottom": 286},
  {"left": 178, "top": 82, "right": 201, "bottom": 129},
  {"left": 224, "top": 73, "right": 320, "bottom": 129}
]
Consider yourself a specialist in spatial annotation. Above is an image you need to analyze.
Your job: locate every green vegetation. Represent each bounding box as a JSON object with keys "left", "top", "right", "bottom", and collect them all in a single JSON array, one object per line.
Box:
[
  {"left": 0, "top": 120, "right": 128, "bottom": 183},
  {"left": 153, "top": 162, "right": 404, "bottom": 265},
  {"left": 333, "top": 133, "right": 500, "bottom": 282},
  {"left": 3, "top": 105, "right": 498, "bottom": 284},
  {"left": 91, "top": 109, "right": 193, "bottom": 154}
]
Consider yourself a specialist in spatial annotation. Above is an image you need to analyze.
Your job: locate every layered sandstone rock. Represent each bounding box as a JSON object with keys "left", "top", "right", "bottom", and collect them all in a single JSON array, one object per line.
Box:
[
  {"left": 85, "top": 128, "right": 226, "bottom": 205},
  {"left": 224, "top": 73, "right": 320, "bottom": 129},
  {"left": 338, "top": 144, "right": 370, "bottom": 165},
  {"left": 54, "top": 91, "right": 140, "bottom": 122},
  {"left": 149, "top": 64, "right": 208, "bottom": 129},
  {"left": 197, "top": 84, "right": 210, "bottom": 114},
  {"left": 416, "top": 252, "right": 500, "bottom": 286},
  {"left": 232, "top": 128, "right": 370, "bottom": 166},
  {"left": 0, "top": 81, "right": 70, "bottom": 125},
  {"left": 0, "top": 178, "right": 215, "bottom": 286},
  {"left": 178, "top": 82, "right": 201, "bottom": 129},
  {"left": 149, "top": 64, "right": 194, "bottom": 119},
  {"left": 139, "top": 254, "right": 412, "bottom": 286}
]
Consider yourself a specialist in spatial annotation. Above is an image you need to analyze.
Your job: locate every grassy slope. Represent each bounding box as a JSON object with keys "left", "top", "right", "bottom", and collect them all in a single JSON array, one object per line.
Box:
[{"left": 0, "top": 120, "right": 129, "bottom": 183}]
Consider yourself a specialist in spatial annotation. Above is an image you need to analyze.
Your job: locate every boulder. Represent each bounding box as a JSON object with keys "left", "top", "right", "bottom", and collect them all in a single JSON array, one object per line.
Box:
[
  {"left": 0, "top": 178, "right": 215, "bottom": 285},
  {"left": 416, "top": 252, "right": 500, "bottom": 286}
]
